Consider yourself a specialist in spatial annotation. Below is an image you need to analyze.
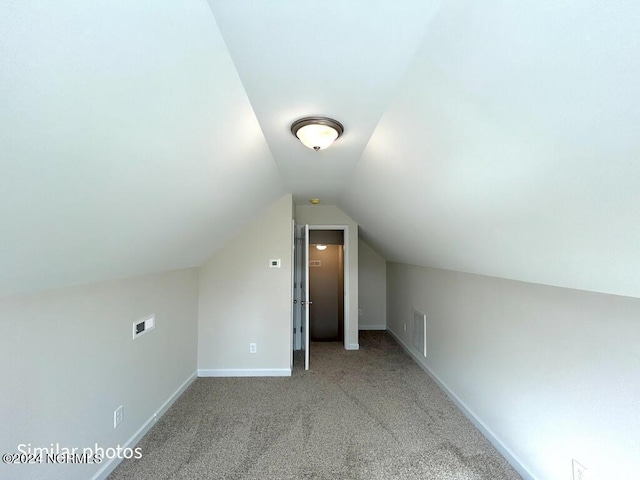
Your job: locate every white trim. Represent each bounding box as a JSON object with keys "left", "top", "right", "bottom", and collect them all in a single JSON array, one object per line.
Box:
[
  {"left": 290, "top": 218, "right": 295, "bottom": 370},
  {"left": 91, "top": 371, "right": 197, "bottom": 480},
  {"left": 198, "top": 368, "right": 292, "bottom": 377},
  {"left": 359, "top": 325, "right": 387, "bottom": 330},
  {"left": 304, "top": 224, "right": 310, "bottom": 370},
  {"left": 386, "top": 328, "right": 536, "bottom": 480},
  {"left": 346, "top": 343, "right": 360, "bottom": 350},
  {"left": 293, "top": 234, "right": 303, "bottom": 351}
]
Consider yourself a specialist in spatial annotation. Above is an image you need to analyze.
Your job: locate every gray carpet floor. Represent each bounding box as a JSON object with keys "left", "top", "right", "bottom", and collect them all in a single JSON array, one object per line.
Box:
[{"left": 108, "top": 331, "right": 521, "bottom": 479}]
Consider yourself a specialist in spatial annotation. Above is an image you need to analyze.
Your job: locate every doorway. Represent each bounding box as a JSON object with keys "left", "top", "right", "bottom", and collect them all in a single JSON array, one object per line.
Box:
[
  {"left": 293, "top": 225, "right": 350, "bottom": 370},
  {"left": 308, "top": 230, "right": 344, "bottom": 342}
]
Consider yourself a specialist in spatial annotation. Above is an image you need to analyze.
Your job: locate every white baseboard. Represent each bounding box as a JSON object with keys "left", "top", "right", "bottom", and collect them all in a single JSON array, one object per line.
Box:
[
  {"left": 358, "top": 325, "right": 387, "bottom": 330},
  {"left": 386, "top": 328, "right": 536, "bottom": 480},
  {"left": 346, "top": 343, "right": 360, "bottom": 350},
  {"left": 198, "top": 368, "right": 291, "bottom": 377},
  {"left": 91, "top": 371, "right": 197, "bottom": 480}
]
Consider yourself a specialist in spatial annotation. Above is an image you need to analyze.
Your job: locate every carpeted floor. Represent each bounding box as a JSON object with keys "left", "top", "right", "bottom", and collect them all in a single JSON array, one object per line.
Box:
[{"left": 108, "top": 331, "right": 521, "bottom": 479}]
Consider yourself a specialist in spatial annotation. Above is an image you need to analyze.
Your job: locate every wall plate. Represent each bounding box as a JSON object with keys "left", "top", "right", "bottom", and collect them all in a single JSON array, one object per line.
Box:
[{"left": 133, "top": 315, "right": 155, "bottom": 339}]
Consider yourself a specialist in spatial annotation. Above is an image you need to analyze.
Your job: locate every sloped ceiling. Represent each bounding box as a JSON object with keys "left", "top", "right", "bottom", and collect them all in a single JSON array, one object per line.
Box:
[
  {"left": 208, "top": 0, "right": 442, "bottom": 203},
  {"left": 2, "top": 1, "right": 639, "bottom": 298},
  {"left": 0, "top": 0, "right": 283, "bottom": 294},
  {"left": 341, "top": 0, "right": 640, "bottom": 298}
]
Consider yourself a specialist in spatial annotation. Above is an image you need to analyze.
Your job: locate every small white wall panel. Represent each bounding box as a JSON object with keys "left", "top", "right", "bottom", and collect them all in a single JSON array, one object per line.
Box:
[{"left": 413, "top": 310, "right": 427, "bottom": 357}]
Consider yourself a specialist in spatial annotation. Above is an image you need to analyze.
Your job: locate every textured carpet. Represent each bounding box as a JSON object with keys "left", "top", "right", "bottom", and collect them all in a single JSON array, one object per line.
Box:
[{"left": 108, "top": 331, "right": 521, "bottom": 479}]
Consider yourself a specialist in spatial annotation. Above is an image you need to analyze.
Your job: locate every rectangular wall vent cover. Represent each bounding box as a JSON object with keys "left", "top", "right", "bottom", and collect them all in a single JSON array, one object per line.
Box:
[
  {"left": 413, "top": 310, "right": 427, "bottom": 357},
  {"left": 133, "top": 315, "right": 155, "bottom": 339},
  {"left": 309, "top": 260, "right": 321, "bottom": 267}
]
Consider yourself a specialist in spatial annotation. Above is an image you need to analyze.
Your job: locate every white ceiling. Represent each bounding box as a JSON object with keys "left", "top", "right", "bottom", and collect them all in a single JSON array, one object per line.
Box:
[
  {"left": 1, "top": 0, "right": 639, "bottom": 298},
  {"left": 208, "top": 0, "right": 442, "bottom": 203}
]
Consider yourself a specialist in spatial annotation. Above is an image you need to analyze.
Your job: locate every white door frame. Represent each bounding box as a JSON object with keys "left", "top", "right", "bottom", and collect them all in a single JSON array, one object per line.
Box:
[
  {"left": 303, "top": 224, "right": 310, "bottom": 370},
  {"left": 292, "top": 224, "right": 350, "bottom": 369},
  {"left": 290, "top": 219, "right": 295, "bottom": 370}
]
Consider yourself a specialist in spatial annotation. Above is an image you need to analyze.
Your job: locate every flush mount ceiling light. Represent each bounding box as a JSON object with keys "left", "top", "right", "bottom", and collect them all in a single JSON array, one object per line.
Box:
[
  {"left": 316, "top": 244, "right": 327, "bottom": 251},
  {"left": 291, "top": 117, "right": 344, "bottom": 151}
]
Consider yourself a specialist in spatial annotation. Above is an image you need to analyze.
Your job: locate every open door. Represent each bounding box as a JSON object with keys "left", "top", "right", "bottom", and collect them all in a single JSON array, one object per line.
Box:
[
  {"left": 302, "top": 224, "right": 310, "bottom": 370},
  {"left": 292, "top": 224, "right": 300, "bottom": 352}
]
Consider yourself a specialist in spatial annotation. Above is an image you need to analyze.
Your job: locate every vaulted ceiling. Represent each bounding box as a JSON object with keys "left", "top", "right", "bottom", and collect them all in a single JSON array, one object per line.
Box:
[{"left": 2, "top": 1, "right": 639, "bottom": 297}]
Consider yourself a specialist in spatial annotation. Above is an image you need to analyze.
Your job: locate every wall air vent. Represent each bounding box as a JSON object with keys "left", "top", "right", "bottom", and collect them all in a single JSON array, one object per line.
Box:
[
  {"left": 133, "top": 315, "right": 155, "bottom": 339},
  {"left": 413, "top": 310, "right": 427, "bottom": 357}
]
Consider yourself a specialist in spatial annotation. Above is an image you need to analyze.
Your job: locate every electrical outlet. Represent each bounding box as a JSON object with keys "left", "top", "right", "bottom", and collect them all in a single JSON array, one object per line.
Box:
[
  {"left": 249, "top": 343, "right": 257, "bottom": 354},
  {"left": 114, "top": 405, "right": 124, "bottom": 429},
  {"left": 572, "top": 459, "right": 587, "bottom": 480}
]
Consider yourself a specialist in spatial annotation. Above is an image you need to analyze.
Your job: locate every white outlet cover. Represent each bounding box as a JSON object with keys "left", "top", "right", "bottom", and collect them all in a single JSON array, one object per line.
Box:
[
  {"left": 269, "top": 259, "right": 281, "bottom": 268},
  {"left": 114, "top": 405, "right": 124, "bottom": 429}
]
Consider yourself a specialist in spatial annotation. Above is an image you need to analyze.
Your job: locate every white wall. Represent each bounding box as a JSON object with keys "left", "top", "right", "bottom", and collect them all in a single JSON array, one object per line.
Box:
[
  {"left": 386, "top": 262, "right": 640, "bottom": 480},
  {"left": 0, "top": 268, "right": 199, "bottom": 480},
  {"left": 295, "top": 204, "right": 359, "bottom": 349},
  {"left": 358, "top": 239, "right": 386, "bottom": 330},
  {"left": 198, "top": 194, "right": 294, "bottom": 375}
]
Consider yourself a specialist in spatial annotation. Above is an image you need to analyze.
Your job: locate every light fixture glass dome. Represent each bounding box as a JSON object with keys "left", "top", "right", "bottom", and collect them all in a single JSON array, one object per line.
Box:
[
  {"left": 291, "top": 117, "right": 344, "bottom": 151},
  {"left": 316, "top": 244, "right": 327, "bottom": 251},
  {"left": 296, "top": 124, "right": 339, "bottom": 150}
]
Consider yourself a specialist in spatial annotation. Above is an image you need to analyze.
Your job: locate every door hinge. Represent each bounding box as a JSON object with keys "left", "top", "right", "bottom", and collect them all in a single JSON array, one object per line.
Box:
[{"left": 293, "top": 328, "right": 297, "bottom": 333}]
